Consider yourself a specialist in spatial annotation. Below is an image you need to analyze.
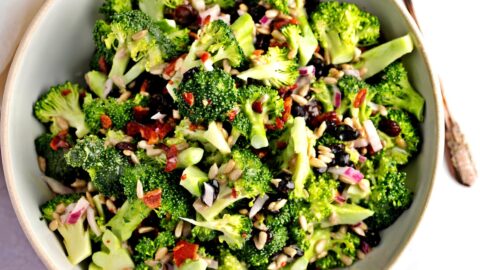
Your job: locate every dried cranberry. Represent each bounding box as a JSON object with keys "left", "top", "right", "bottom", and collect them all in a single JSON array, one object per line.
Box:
[
  {"left": 252, "top": 100, "right": 263, "bottom": 113},
  {"left": 115, "top": 142, "right": 136, "bottom": 151},
  {"left": 379, "top": 119, "right": 402, "bottom": 137},
  {"left": 174, "top": 5, "right": 198, "bottom": 27},
  {"left": 363, "top": 230, "right": 381, "bottom": 247},
  {"left": 334, "top": 124, "right": 360, "bottom": 141},
  {"left": 255, "top": 34, "right": 271, "bottom": 52},
  {"left": 249, "top": 5, "right": 267, "bottom": 22},
  {"left": 307, "top": 111, "right": 340, "bottom": 129}
]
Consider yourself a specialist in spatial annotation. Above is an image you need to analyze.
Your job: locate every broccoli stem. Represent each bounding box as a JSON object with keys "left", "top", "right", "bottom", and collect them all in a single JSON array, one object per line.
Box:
[
  {"left": 107, "top": 199, "right": 152, "bottom": 241},
  {"left": 108, "top": 45, "right": 130, "bottom": 83},
  {"left": 243, "top": 101, "right": 268, "bottom": 149},
  {"left": 297, "top": 14, "right": 317, "bottom": 66},
  {"left": 291, "top": 117, "right": 312, "bottom": 198},
  {"left": 177, "top": 147, "right": 205, "bottom": 168},
  {"left": 85, "top": 70, "right": 108, "bottom": 99},
  {"left": 204, "top": 121, "right": 231, "bottom": 154},
  {"left": 57, "top": 217, "right": 92, "bottom": 265},
  {"left": 122, "top": 59, "right": 147, "bottom": 86},
  {"left": 354, "top": 34, "right": 414, "bottom": 79},
  {"left": 231, "top": 14, "right": 255, "bottom": 57}
]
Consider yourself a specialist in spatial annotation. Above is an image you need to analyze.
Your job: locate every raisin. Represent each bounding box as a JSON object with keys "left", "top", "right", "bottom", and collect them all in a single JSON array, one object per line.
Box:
[
  {"left": 379, "top": 119, "right": 402, "bottom": 137},
  {"left": 255, "top": 34, "right": 271, "bottom": 52},
  {"left": 115, "top": 142, "right": 136, "bottom": 151},
  {"left": 334, "top": 124, "right": 360, "bottom": 141},
  {"left": 174, "top": 5, "right": 198, "bottom": 27}
]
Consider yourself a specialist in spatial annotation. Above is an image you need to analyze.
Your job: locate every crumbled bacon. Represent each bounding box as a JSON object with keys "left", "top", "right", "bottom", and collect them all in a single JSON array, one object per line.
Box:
[
  {"left": 100, "top": 114, "right": 112, "bottom": 129},
  {"left": 227, "top": 109, "right": 238, "bottom": 122},
  {"left": 275, "top": 118, "right": 285, "bottom": 129},
  {"left": 61, "top": 89, "right": 72, "bottom": 96},
  {"left": 181, "top": 174, "right": 187, "bottom": 181},
  {"left": 139, "top": 79, "right": 150, "bottom": 92},
  {"left": 133, "top": 106, "right": 150, "bottom": 121},
  {"left": 164, "top": 59, "right": 177, "bottom": 77},
  {"left": 143, "top": 188, "right": 162, "bottom": 209},
  {"left": 289, "top": 18, "right": 299, "bottom": 25},
  {"left": 273, "top": 18, "right": 291, "bottom": 30},
  {"left": 165, "top": 145, "right": 178, "bottom": 172},
  {"left": 182, "top": 92, "right": 195, "bottom": 107},
  {"left": 173, "top": 240, "right": 199, "bottom": 267},
  {"left": 252, "top": 101, "right": 263, "bottom": 113},
  {"left": 49, "top": 130, "right": 70, "bottom": 151},
  {"left": 153, "top": 120, "right": 175, "bottom": 140},
  {"left": 354, "top": 88, "right": 368, "bottom": 108},
  {"left": 282, "top": 96, "right": 292, "bottom": 122},
  {"left": 231, "top": 188, "right": 238, "bottom": 198},
  {"left": 126, "top": 122, "right": 159, "bottom": 145},
  {"left": 98, "top": 56, "right": 108, "bottom": 74},
  {"left": 200, "top": 52, "right": 210, "bottom": 63}
]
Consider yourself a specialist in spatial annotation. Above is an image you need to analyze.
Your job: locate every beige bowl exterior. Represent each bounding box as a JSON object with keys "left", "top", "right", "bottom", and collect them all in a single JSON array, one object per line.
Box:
[{"left": 1, "top": 0, "right": 443, "bottom": 269}]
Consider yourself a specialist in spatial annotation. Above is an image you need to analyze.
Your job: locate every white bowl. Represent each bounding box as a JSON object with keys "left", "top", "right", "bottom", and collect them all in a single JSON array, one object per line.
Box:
[{"left": 1, "top": 0, "right": 444, "bottom": 269}]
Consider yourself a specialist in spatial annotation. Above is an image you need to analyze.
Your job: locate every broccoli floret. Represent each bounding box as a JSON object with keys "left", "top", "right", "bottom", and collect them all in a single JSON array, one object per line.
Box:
[
  {"left": 91, "top": 20, "right": 114, "bottom": 70},
  {"left": 236, "top": 225, "right": 289, "bottom": 268},
  {"left": 362, "top": 171, "right": 413, "bottom": 231},
  {"left": 134, "top": 232, "right": 176, "bottom": 263},
  {"left": 182, "top": 214, "right": 253, "bottom": 249},
  {"left": 92, "top": 230, "right": 135, "bottom": 269},
  {"left": 150, "top": 19, "right": 191, "bottom": 60},
  {"left": 311, "top": 80, "right": 334, "bottom": 113},
  {"left": 34, "top": 82, "right": 89, "bottom": 138},
  {"left": 290, "top": 117, "right": 314, "bottom": 198},
  {"left": 373, "top": 62, "right": 425, "bottom": 121},
  {"left": 354, "top": 34, "right": 414, "bottom": 79},
  {"left": 315, "top": 230, "right": 361, "bottom": 269},
  {"left": 107, "top": 199, "right": 152, "bottom": 241},
  {"left": 337, "top": 75, "right": 376, "bottom": 122},
  {"left": 282, "top": 24, "right": 301, "bottom": 60},
  {"left": 303, "top": 174, "right": 338, "bottom": 222},
  {"left": 235, "top": 85, "right": 284, "bottom": 149},
  {"left": 205, "top": 0, "right": 235, "bottom": 8},
  {"left": 138, "top": 0, "right": 184, "bottom": 21},
  {"left": 182, "top": 20, "right": 246, "bottom": 72},
  {"left": 40, "top": 193, "right": 82, "bottom": 221},
  {"left": 191, "top": 224, "right": 218, "bottom": 242},
  {"left": 175, "top": 69, "right": 238, "bottom": 123},
  {"left": 194, "top": 149, "right": 272, "bottom": 220},
  {"left": 65, "top": 135, "right": 129, "bottom": 197},
  {"left": 266, "top": 0, "right": 289, "bottom": 13},
  {"left": 295, "top": 0, "right": 319, "bottom": 66},
  {"left": 175, "top": 119, "right": 232, "bottom": 154},
  {"left": 120, "top": 163, "right": 192, "bottom": 227},
  {"left": 218, "top": 250, "right": 247, "bottom": 270},
  {"left": 231, "top": 14, "right": 255, "bottom": 57},
  {"left": 35, "top": 133, "right": 79, "bottom": 183},
  {"left": 310, "top": 1, "right": 380, "bottom": 64},
  {"left": 99, "top": 0, "right": 133, "bottom": 21},
  {"left": 237, "top": 47, "right": 299, "bottom": 88}
]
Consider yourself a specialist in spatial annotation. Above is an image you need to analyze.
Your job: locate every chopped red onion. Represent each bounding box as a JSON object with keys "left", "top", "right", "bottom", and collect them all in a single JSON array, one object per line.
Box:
[
  {"left": 335, "top": 194, "right": 346, "bottom": 204},
  {"left": 65, "top": 197, "right": 89, "bottom": 224},
  {"left": 343, "top": 69, "right": 361, "bottom": 79},
  {"left": 259, "top": 15, "right": 272, "bottom": 25},
  {"left": 202, "top": 182, "right": 216, "bottom": 207},
  {"left": 332, "top": 86, "right": 342, "bottom": 108},
  {"left": 363, "top": 120, "right": 383, "bottom": 152},
  {"left": 87, "top": 207, "right": 101, "bottom": 236},
  {"left": 358, "top": 155, "right": 367, "bottom": 163},
  {"left": 353, "top": 138, "right": 369, "bottom": 148},
  {"left": 249, "top": 194, "right": 269, "bottom": 218},
  {"left": 299, "top": 65, "right": 315, "bottom": 77},
  {"left": 151, "top": 112, "right": 167, "bottom": 122},
  {"left": 328, "top": 166, "right": 364, "bottom": 184},
  {"left": 42, "top": 175, "right": 74, "bottom": 195},
  {"left": 218, "top": 14, "right": 231, "bottom": 25}
]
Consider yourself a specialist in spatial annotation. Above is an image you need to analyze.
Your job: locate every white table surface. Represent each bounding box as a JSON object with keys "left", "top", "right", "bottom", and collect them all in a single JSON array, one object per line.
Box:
[{"left": 0, "top": 1, "right": 479, "bottom": 269}]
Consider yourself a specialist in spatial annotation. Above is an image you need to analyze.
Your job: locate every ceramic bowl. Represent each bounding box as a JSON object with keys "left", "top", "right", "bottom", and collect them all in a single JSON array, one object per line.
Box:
[{"left": 1, "top": 0, "right": 443, "bottom": 269}]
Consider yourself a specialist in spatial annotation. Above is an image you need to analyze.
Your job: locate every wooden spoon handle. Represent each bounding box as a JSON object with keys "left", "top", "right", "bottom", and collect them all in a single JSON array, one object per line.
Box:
[{"left": 445, "top": 120, "right": 477, "bottom": 186}]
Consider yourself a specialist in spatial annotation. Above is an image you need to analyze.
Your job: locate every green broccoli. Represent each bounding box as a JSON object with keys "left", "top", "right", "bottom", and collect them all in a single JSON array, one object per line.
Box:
[
  {"left": 91, "top": 19, "right": 114, "bottom": 70},
  {"left": 354, "top": 34, "right": 414, "bottom": 79},
  {"left": 310, "top": 1, "right": 380, "bottom": 64},
  {"left": 138, "top": 0, "right": 184, "bottom": 21},
  {"left": 191, "top": 223, "right": 218, "bottom": 242},
  {"left": 206, "top": 0, "right": 235, "bottom": 8},
  {"left": 107, "top": 199, "right": 152, "bottom": 241},
  {"left": 182, "top": 214, "right": 253, "bottom": 249},
  {"left": 150, "top": 19, "right": 191, "bottom": 60},
  {"left": 92, "top": 230, "right": 135, "bottom": 269},
  {"left": 175, "top": 119, "right": 232, "bottom": 154},
  {"left": 237, "top": 46, "right": 299, "bottom": 88},
  {"left": 218, "top": 250, "right": 247, "bottom": 270},
  {"left": 181, "top": 20, "right": 246, "bottom": 72},
  {"left": 120, "top": 163, "right": 192, "bottom": 228},
  {"left": 337, "top": 75, "right": 376, "bottom": 122},
  {"left": 373, "top": 62, "right": 425, "bottom": 121},
  {"left": 235, "top": 85, "right": 284, "bottom": 149},
  {"left": 40, "top": 193, "right": 82, "bottom": 221},
  {"left": 175, "top": 69, "right": 238, "bottom": 123},
  {"left": 35, "top": 133, "right": 79, "bottom": 184},
  {"left": 34, "top": 82, "right": 89, "bottom": 138},
  {"left": 266, "top": 0, "right": 289, "bottom": 13},
  {"left": 231, "top": 14, "right": 255, "bottom": 57},
  {"left": 282, "top": 24, "right": 301, "bottom": 59},
  {"left": 194, "top": 149, "right": 272, "bottom": 220},
  {"left": 134, "top": 231, "right": 176, "bottom": 263},
  {"left": 65, "top": 135, "right": 129, "bottom": 197},
  {"left": 295, "top": 0, "right": 319, "bottom": 66},
  {"left": 303, "top": 174, "right": 338, "bottom": 222},
  {"left": 315, "top": 230, "right": 361, "bottom": 269},
  {"left": 99, "top": 0, "right": 133, "bottom": 21},
  {"left": 362, "top": 171, "right": 413, "bottom": 230},
  {"left": 311, "top": 80, "right": 334, "bottom": 113}
]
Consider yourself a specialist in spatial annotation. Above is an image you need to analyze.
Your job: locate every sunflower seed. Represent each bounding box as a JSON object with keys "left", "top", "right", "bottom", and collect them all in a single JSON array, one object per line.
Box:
[
  {"left": 137, "top": 180, "right": 144, "bottom": 199},
  {"left": 132, "top": 29, "right": 148, "bottom": 41},
  {"left": 270, "top": 178, "right": 282, "bottom": 187},
  {"left": 315, "top": 240, "right": 327, "bottom": 254},
  {"left": 310, "top": 157, "right": 327, "bottom": 168},
  {"left": 299, "top": 215, "right": 308, "bottom": 231},
  {"left": 71, "top": 179, "right": 87, "bottom": 188},
  {"left": 229, "top": 169, "right": 243, "bottom": 181},
  {"left": 314, "top": 121, "right": 327, "bottom": 138},
  {"left": 208, "top": 163, "right": 219, "bottom": 179},
  {"left": 283, "top": 246, "right": 297, "bottom": 258},
  {"left": 86, "top": 192, "right": 95, "bottom": 208},
  {"left": 340, "top": 254, "right": 353, "bottom": 266},
  {"left": 254, "top": 231, "right": 268, "bottom": 250},
  {"left": 291, "top": 94, "right": 308, "bottom": 106},
  {"left": 155, "top": 247, "right": 169, "bottom": 261},
  {"left": 106, "top": 199, "right": 117, "bottom": 214},
  {"left": 117, "top": 91, "right": 131, "bottom": 102},
  {"left": 220, "top": 159, "right": 236, "bottom": 175},
  {"left": 275, "top": 254, "right": 288, "bottom": 268},
  {"left": 55, "top": 116, "right": 69, "bottom": 131},
  {"left": 138, "top": 227, "right": 155, "bottom": 234},
  {"left": 175, "top": 220, "right": 184, "bottom": 238},
  {"left": 266, "top": 9, "right": 279, "bottom": 18},
  {"left": 324, "top": 77, "right": 338, "bottom": 85},
  {"left": 239, "top": 209, "right": 249, "bottom": 215},
  {"left": 37, "top": 156, "right": 46, "bottom": 173},
  {"left": 49, "top": 220, "right": 59, "bottom": 231}
]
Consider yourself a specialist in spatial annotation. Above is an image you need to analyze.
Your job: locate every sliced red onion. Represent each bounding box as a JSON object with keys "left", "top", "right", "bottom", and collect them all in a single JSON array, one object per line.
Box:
[
  {"left": 103, "top": 78, "right": 113, "bottom": 98},
  {"left": 65, "top": 197, "right": 89, "bottom": 224},
  {"left": 343, "top": 167, "right": 364, "bottom": 183},
  {"left": 87, "top": 207, "right": 101, "bottom": 236},
  {"left": 363, "top": 120, "right": 383, "bottom": 152},
  {"left": 358, "top": 155, "right": 367, "bottom": 163},
  {"left": 328, "top": 166, "right": 364, "bottom": 184},
  {"left": 259, "top": 15, "right": 272, "bottom": 25},
  {"left": 249, "top": 194, "right": 269, "bottom": 218},
  {"left": 353, "top": 138, "right": 369, "bottom": 148},
  {"left": 332, "top": 86, "right": 342, "bottom": 108},
  {"left": 151, "top": 112, "right": 167, "bottom": 122},
  {"left": 202, "top": 182, "right": 216, "bottom": 207},
  {"left": 42, "top": 175, "right": 74, "bottom": 195},
  {"left": 218, "top": 14, "right": 231, "bottom": 25},
  {"left": 299, "top": 65, "right": 315, "bottom": 77},
  {"left": 343, "top": 69, "right": 361, "bottom": 79},
  {"left": 203, "top": 59, "right": 214, "bottom": 71},
  {"left": 334, "top": 194, "right": 346, "bottom": 204}
]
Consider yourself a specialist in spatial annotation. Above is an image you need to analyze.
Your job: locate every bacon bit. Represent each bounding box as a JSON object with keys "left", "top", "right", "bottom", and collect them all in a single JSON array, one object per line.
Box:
[
  {"left": 282, "top": 96, "right": 292, "bottom": 122},
  {"left": 354, "top": 88, "right": 368, "bottom": 108},
  {"left": 140, "top": 79, "right": 150, "bottom": 92},
  {"left": 153, "top": 120, "right": 175, "bottom": 141},
  {"left": 279, "top": 84, "right": 297, "bottom": 96},
  {"left": 61, "top": 89, "right": 72, "bottom": 96},
  {"left": 253, "top": 149, "right": 268, "bottom": 159},
  {"left": 100, "top": 114, "right": 112, "bottom": 129},
  {"left": 200, "top": 52, "right": 210, "bottom": 63},
  {"left": 182, "top": 92, "right": 195, "bottom": 107},
  {"left": 165, "top": 145, "right": 178, "bottom": 172},
  {"left": 273, "top": 19, "right": 291, "bottom": 30},
  {"left": 227, "top": 109, "right": 238, "bottom": 122},
  {"left": 181, "top": 174, "right": 187, "bottom": 181},
  {"left": 280, "top": 261, "right": 287, "bottom": 267},
  {"left": 265, "top": 123, "right": 277, "bottom": 131},
  {"left": 275, "top": 118, "right": 285, "bottom": 129},
  {"left": 164, "top": 60, "right": 177, "bottom": 77},
  {"left": 49, "top": 130, "right": 70, "bottom": 151},
  {"left": 189, "top": 32, "right": 199, "bottom": 40},
  {"left": 231, "top": 188, "right": 238, "bottom": 198},
  {"left": 173, "top": 240, "right": 199, "bottom": 267},
  {"left": 289, "top": 18, "right": 299, "bottom": 25},
  {"left": 143, "top": 188, "right": 162, "bottom": 209},
  {"left": 308, "top": 111, "right": 340, "bottom": 128},
  {"left": 126, "top": 122, "right": 159, "bottom": 145},
  {"left": 252, "top": 101, "right": 263, "bottom": 113},
  {"left": 133, "top": 106, "right": 150, "bottom": 121},
  {"left": 276, "top": 141, "right": 287, "bottom": 150},
  {"left": 203, "top": 15, "right": 211, "bottom": 25},
  {"left": 189, "top": 123, "right": 200, "bottom": 131},
  {"left": 253, "top": 49, "right": 264, "bottom": 57},
  {"left": 241, "top": 232, "right": 248, "bottom": 238},
  {"left": 98, "top": 56, "right": 108, "bottom": 74},
  {"left": 269, "top": 40, "right": 287, "bottom": 48}
]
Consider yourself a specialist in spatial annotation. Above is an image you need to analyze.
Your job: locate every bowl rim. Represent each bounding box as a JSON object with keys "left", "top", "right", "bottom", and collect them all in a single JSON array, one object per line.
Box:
[{"left": 0, "top": 0, "right": 444, "bottom": 269}]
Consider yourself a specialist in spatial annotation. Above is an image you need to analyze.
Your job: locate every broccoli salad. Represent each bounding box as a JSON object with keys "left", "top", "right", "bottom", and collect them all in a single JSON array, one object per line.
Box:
[{"left": 34, "top": 0, "right": 424, "bottom": 269}]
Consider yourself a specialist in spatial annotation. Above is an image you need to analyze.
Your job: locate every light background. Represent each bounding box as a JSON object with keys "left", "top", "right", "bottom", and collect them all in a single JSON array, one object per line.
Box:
[{"left": 0, "top": 0, "right": 479, "bottom": 269}]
